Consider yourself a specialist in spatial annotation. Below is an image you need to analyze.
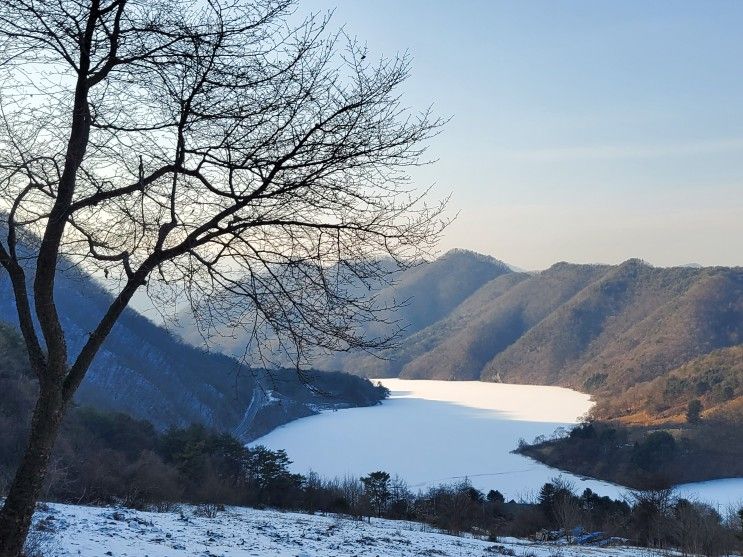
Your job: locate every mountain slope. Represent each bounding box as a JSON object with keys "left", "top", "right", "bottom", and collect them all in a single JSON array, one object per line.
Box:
[
  {"left": 401, "top": 262, "right": 610, "bottom": 380},
  {"left": 0, "top": 265, "right": 386, "bottom": 441},
  {"left": 384, "top": 272, "right": 530, "bottom": 380},
  {"left": 323, "top": 255, "right": 743, "bottom": 425},
  {"left": 379, "top": 249, "right": 513, "bottom": 334},
  {"left": 596, "top": 344, "right": 743, "bottom": 424},
  {"left": 310, "top": 249, "right": 514, "bottom": 376},
  {"left": 482, "top": 262, "right": 743, "bottom": 393}
]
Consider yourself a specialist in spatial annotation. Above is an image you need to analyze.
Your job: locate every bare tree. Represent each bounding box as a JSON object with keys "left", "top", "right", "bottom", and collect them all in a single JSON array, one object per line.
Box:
[
  {"left": 0, "top": 1, "right": 446, "bottom": 553},
  {"left": 550, "top": 476, "right": 580, "bottom": 540}
]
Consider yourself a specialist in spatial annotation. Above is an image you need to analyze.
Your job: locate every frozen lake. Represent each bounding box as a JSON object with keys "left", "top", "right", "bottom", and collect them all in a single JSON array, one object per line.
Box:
[{"left": 251, "top": 379, "right": 743, "bottom": 507}]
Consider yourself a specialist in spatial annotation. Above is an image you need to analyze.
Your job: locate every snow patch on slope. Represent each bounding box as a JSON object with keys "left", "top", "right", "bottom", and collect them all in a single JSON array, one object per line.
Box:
[{"left": 36, "top": 502, "right": 676, "bottom": 557}]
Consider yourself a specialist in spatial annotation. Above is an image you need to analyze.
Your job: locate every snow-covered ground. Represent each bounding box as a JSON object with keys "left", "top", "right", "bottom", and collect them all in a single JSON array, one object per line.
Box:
[
  {"left": 251, "top": 379, "right": 743, "bottom": 507},
  {"left": 38, "top": 501, "right": 676, "bottom": 557}
]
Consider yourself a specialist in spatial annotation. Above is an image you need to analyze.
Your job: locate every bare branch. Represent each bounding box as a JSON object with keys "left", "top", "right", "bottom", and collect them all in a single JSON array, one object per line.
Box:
[{"left": 0, "top": 0, "right": 448, "bottom": 386}]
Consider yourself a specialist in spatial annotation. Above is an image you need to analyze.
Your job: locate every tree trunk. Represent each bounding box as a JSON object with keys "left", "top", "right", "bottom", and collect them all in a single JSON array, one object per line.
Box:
[{"left": 0, "top": 384, "right": 67, "bottom": 557}]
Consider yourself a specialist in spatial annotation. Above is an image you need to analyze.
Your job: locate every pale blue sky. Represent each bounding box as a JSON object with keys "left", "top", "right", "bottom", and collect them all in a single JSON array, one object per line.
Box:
[{"left": 301, "top": 0, "right": 743, "bottom": 269}]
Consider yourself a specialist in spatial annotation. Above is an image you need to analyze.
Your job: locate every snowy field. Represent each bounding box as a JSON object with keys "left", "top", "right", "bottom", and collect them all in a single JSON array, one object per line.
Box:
[
  {"left": 39, "top": 501, "right": 679, "bottom": 557},
  {"left": 252, "top": 379, "right": 743, "bottom": 507}
]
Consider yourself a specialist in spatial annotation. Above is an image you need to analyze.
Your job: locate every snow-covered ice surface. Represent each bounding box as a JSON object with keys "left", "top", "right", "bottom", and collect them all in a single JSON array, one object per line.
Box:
[
  {"left": 675, "top": 477, "right": 743, "bottom": 509},
  {"left": 251, "top": 379, "right": 619, "bottom": 500},
  {"left": 252, "top": 379, "right": 743, "bottom": 506},
  {"left": 42, "top": 502, "right": 676, "bottom": 557}
]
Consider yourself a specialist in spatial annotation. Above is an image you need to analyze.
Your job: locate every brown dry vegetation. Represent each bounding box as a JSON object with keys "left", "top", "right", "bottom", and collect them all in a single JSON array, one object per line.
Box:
[
  {"left": 322, "top": 255, "right": 742, "bottom": 431},
  {"left": 318, "top": 254, "right": 743, "bottom": 485},
  {"left": 595, "top": 346, "right": 743, "bottom": 425}
]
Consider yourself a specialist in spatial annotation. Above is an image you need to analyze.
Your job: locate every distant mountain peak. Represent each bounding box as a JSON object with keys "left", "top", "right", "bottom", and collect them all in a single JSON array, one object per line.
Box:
[
  {"left": 619, "top": 257, "right": 652, "bottom": 268},
  {"left": 439, "top": 248, "right": 513, "bottom": 271}
]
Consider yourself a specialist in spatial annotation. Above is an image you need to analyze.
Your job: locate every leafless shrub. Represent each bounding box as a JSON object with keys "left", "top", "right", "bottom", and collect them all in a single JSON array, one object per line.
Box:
[
  {"left": 22, "top": 523, "right": 58, "bottom": 557},
  {"left": 672, "top": 499, "right": 736, "bottom": 557},
  {"left": 194, "top": 503, "right": 222, "bottom": 519},
  {"left": 546, "top": 477, "right": 576, "bottom": 529},
  {"left": 150, "top": 501, "right": 181, "bottom": 514}
]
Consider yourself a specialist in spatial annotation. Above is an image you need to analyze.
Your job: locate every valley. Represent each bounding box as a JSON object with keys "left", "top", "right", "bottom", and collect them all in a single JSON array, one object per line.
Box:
[
  {"left": 1, "top": 1, "right": 741, "bottom": 554},
  {"left": 251, "top": 379, "right": 743, "bottom": 507},
  {"left": 187, "top": 250, "right": 743, "bottom": 431},
  {"left": 1, "top": 247, "right": 742, "bottom": 554},
  {"left": 3, "top": 248, "right": 741, "bottom": 494},
  {"left": 175, "top": 249, "right": 743, "bottom": 490}
]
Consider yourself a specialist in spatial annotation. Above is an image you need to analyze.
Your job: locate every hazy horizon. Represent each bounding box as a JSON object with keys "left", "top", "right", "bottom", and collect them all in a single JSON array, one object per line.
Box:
[{"left": 301, "top": 1, "right": 743, "bottom": 270}]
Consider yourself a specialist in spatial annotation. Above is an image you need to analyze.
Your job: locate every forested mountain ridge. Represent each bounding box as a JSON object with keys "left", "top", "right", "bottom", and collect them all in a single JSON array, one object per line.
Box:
[
  {"left": 399, "top": 262, "right": 611, "bottom": 380},
  {"left": 478, "top": 261, "right": 743, "bottom": 422},
  {"left": 0, "top": 263, "right": 386, "bottom": 442},
  {"left": 179, "top": 248, "right": 515, "bottom": 375},
  {"left": 315, "top": 249, "right": 514, "bottom": 376},
  {"left": 304, "top": 253, "right": 742, "bottom": 425},
  {"left": 155, "top": 245, "right": 743, "bottom": 426}
]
